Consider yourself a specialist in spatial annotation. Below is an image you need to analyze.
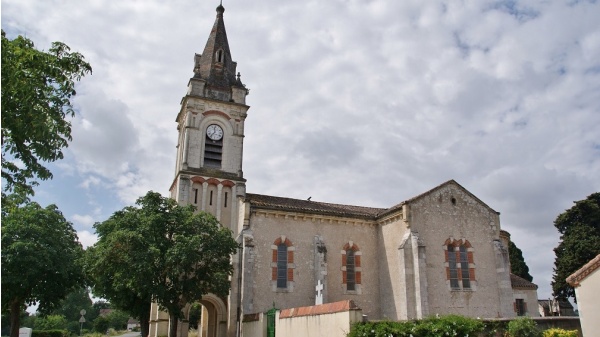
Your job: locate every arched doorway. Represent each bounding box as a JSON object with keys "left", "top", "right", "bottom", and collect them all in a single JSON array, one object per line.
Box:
[{"left": 186, "top": 294, "right": 227, "bottom": 337}]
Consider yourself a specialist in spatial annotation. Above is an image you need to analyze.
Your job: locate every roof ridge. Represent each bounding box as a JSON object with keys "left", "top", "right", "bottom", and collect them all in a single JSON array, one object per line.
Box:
[
  {"left": 510, "top": 273, "right": 538, "bottom": 289},
  {"left": 567, "top": 253, "right": 600, "bottom": 287}
]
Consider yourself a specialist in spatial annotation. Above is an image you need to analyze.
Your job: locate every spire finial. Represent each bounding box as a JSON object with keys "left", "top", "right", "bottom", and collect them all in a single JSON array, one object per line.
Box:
[{"left": 216, "top": 1, "right": 224, "bottom": 14}]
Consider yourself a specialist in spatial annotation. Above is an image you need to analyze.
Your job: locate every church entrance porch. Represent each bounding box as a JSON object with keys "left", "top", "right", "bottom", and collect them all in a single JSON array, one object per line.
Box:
[
  {"left": 187, "top": 294, "right": 227, "bottom": 337},
  {"left": 149, "top": 294, "right": 227, "bottom": 337}
]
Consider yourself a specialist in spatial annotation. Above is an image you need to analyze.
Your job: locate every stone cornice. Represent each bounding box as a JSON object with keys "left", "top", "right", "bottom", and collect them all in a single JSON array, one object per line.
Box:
[{"left": 252, "top": 208, "right": 377, "bottom": 227}]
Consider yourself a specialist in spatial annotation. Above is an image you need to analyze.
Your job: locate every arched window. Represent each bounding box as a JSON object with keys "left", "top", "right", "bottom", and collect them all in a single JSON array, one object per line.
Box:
[
  {"left": 204, "top": 124, "right": 223, "bottom": 168},
  {"left": 444, "top": 239, "right": 475, "bottom": 290},
  {"left": 272, "top": 237, "right": 294, "bottom": 290},
  {"left": 346, "top": 249, "right": 356, "bottom": 291},
  {"left": 342, "top": 242, "right": 361, "bottom": 293},
  {"left": 276, "top": 243, "right": 287, "bottom": 288}
]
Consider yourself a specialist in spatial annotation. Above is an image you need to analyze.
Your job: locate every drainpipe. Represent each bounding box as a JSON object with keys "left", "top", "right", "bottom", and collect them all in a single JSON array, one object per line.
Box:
[{"left": 235, "top": 230, "right": 246, "bottom": 337}]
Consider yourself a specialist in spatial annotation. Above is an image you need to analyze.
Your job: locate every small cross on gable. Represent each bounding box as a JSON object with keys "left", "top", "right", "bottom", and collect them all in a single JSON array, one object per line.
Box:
[{"left": 315, "top": 279, "right": 324, "bottom": 305}]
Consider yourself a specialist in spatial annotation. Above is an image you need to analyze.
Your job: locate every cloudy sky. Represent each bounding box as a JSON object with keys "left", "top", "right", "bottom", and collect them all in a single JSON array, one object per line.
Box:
[{"left": 3, "top": 0, "right": 599, "bottom": 302}]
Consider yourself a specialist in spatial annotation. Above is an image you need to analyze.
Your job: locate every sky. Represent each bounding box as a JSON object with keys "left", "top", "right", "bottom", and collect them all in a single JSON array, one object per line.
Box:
[{"left": 2, "top": 0, "right": 600, "bottom": 303}]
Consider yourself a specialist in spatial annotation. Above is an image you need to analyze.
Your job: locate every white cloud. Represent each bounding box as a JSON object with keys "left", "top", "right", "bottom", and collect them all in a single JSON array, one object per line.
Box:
[
  {"left": 77, "top": 230, "right": 98, "bottom": 249},
  {"left": 72, "top": 214, "right": 96, "bottom": 228}
]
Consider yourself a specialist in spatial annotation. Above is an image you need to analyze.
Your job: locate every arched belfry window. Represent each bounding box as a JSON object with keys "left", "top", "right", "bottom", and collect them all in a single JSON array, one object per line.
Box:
[
  {"left": 444, "top": 238, "right": 475, "bottom": 290},
  {"left": 341, "top": 242, "right": 362, "bottom": 293},
  {"left": 204, "top": 124, "right": 223, "bottom": 168},
  {"left": 271, "top": 237, "right": 295, "bottom": 291},
  {"left": 216, "top": 49, "right": 224, "bottom": 63}
]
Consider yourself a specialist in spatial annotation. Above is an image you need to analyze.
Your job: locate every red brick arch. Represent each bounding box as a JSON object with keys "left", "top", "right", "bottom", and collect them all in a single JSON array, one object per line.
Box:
[
  {"left": 342, "top": 242, "right": 361, "bottom": 289},
  {"left": 272, "top": 237, "right": 294, "bottom": 286},
  {"left": 444, "top": 238, "right": 475, "bottom": 290},
  {"left": 202, "top": 110, "right": 232, "bottom": 120}
]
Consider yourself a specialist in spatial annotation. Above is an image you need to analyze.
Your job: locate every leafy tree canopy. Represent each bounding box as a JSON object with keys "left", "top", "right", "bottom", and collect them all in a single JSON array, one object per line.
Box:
[
  {"left": 552, "top": 192, "right": 600, "bottom": 301},
  {"left": 33, "top": 315, "right": 68, "bottom": 331},
  {"left": 1, "top": 196, "right": 84, "bottom": 337},
  {"left": 85, "top": 191, "right": 239, "bottom": 337},
  {"left": 1, "top": 30, "right": 91, "bottom": 197},
  {"left": 49, "top": 287, "right": 98, "bottom": 333},
  {"left": 509, "top": 240, "right": 533, "bottom": 282}
]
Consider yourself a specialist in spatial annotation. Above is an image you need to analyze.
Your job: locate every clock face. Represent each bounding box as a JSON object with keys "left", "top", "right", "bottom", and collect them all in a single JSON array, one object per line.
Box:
[{"left": 206, "top": 124, "right": 223, "bottom": 141}]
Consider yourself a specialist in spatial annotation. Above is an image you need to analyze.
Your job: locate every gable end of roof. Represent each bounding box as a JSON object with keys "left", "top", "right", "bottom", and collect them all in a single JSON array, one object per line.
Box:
[{"left": 567, "top": 254, "right": 600, "bottom": 287}]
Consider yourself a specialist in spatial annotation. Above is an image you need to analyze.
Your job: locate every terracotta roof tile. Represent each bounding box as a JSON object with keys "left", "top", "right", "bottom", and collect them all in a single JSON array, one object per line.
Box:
[
  {"left": 279, "top": 300, "right": 360, "bottom": 319},
  {"left": 510, "top": 273, "right": 538, "bottom": 290},
  {"left": 246, "top": 193, "right": 384, "bottom": 219},
  {"left": 246, "top": 180, "right": 498, "bottom": 221}
]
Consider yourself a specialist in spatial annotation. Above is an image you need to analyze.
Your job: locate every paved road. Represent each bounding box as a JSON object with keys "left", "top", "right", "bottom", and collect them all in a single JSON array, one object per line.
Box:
[{"left": 117, "top": 332, "right": 141, "bottom": 337}]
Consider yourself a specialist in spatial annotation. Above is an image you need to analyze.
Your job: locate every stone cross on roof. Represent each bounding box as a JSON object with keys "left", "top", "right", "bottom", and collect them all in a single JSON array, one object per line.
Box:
[{"left": 315, "top": 280, "right": 324, "bottom": 305}]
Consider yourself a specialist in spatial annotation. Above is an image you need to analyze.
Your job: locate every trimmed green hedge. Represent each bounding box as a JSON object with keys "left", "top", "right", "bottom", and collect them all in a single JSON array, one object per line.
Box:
[
  {"left": 348, "top": 315, "right": 484, "bottom": 337},
  {"left": 348, "top": 316, "right": 581, "bottom": 337},
  {"left": 32, "top": 330, "right": 69, "bottom": 337}
]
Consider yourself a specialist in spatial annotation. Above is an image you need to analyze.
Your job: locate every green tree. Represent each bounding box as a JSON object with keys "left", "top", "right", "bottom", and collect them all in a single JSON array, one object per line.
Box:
[
  {"left": 33, "top": 315, "right": 68, "bottom": 331},
  {"left": 85, "top": 192, "right": 239, "bottom": 337},
  {"left": 92, "top": 316, "right": 109, "bottom": 333},
  {"left": 1, "top": 309, "right": 29, "bottom": 335},
  {"left": 105, "top": 310, "right": 129, "bottom": 331},
  {"left": 51, "top": 287, "right": 95, "bottom": 332},
  {"left": 85, "top": 225, "right": 154, "bottom": 337},
  {"left": 1, "top": 196, "right": 85, "bottom": 337},
  {"left": 1, "top": 30, "right": 92, "bottom": 197},
  {"left": 187, "top": 303, "right": 202, "bottom": 330},
  {"left": 509, "top": 240, "right": 534, "bottom": 282},
  {"left": 552, "top": 192, "right": 600, "bottom": 301}
]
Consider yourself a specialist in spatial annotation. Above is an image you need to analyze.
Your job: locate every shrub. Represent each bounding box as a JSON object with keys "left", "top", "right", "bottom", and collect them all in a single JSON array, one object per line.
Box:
[
  {"left": 481, "top": 319, "right": 509, "bottom": 337},
  {"left": 416, "top": 314, "right": 484, "bottom": 336},
  {"left": 542, "top": 328, "right": 578, "bottom": 337},
  {"left": 33, "top": 316, "right": 68, "bottom": 331},
  {"left": 92, "top": 316, "right": 109, "bottom": 333},
  {"left": 32, "top": 330, "right": 69, "bottom": 337},
  {"left": 506, "top": 317, "right": 541, "bottom": 337},
  {"left": 347, "top": 315, "right": 484, "bottom": 337}
]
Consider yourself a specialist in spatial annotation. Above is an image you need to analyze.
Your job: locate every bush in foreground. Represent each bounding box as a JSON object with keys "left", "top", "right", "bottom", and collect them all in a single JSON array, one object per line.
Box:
[
  {"left": 348, "top": 314, "right": 484, "bottom": 337},
  {"left": 542, "top": 328, "right": 578, "bottom": 337},
  {"left": 506, "top": 317, "right": 541, "bottom": 337}
]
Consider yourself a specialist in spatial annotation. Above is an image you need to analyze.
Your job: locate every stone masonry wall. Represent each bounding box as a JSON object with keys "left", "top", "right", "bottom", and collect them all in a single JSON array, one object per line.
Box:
[
  {"left": 244, "top": 209, "right": 382, "bottom": 319},
  {"left": 407, "top": 183, "right": 514, "bottom": 318}
]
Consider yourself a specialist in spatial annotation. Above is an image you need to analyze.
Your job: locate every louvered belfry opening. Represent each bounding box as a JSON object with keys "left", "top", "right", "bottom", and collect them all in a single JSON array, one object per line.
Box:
[{"left": 204, "top": 135, "right": 223, "bottom": 167}]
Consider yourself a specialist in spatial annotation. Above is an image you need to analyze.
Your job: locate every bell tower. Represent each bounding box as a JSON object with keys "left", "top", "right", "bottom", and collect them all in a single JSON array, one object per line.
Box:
[
  {"left": 170, "top": 4, "right": 249, "bottom": 233},
  {"left": 151, "top": 5, "right": 248, "bottom": 337}
]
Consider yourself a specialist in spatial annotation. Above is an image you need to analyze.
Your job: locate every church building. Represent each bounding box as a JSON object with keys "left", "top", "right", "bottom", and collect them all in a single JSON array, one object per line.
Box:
[{"left": 148, "top": 5, "right": 539, "bottom": 337}]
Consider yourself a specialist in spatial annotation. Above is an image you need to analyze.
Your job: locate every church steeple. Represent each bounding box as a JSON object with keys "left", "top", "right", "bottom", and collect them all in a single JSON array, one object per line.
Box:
[
  {"left": 190, "top": 3, "right": 246, "bottom": 102},
  {"left": 172, "top": 3, "right": 249, "bottom": 212}
]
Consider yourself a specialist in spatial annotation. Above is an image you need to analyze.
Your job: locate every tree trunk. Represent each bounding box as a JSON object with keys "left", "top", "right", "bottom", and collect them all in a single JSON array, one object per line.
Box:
[
  {"left": 169, "top": 314, "right": 178, "bottom": 337},
  {"left": 10, "top": 299, "right": 22, "bottom": 337},
  {"left": 140, "top": 309, "right": 150, "bottom": 337}
]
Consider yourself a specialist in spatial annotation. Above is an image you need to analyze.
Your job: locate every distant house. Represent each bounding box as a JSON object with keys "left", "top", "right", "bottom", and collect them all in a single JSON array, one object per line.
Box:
[
  {"left": 510, "top": 274, "right": 539, "bottom": 317},
  {"left": 127, "top": 318, "right": 140, "bottom": 331},
  {"left": 538, "top": 299, "right": 575, "bottom": 317},
  {"left": 567, "top": 254, "right": 600, "bottom": 337},
  {"left": 99, "top": 309, "right": 113, "bottom": 317}
]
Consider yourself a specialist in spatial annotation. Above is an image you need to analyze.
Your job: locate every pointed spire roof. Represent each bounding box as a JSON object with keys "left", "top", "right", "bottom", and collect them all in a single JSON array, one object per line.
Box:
[{"left": 193, "top": 3, "right": 245, "bottom": 93}]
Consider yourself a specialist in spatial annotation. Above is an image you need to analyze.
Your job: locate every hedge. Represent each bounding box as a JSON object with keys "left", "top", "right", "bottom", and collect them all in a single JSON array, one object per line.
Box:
[{"left": 32, "top": 330, "right": 69, "bottom": 337}]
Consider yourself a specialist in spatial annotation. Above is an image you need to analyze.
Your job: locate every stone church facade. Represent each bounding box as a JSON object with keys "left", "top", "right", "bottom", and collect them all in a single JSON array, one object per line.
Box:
[{"left": 148, "top": 5, "right": 538, "bottom": 337}]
